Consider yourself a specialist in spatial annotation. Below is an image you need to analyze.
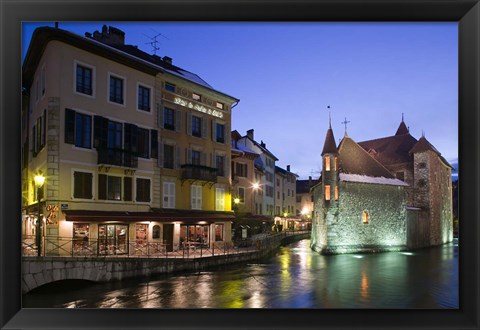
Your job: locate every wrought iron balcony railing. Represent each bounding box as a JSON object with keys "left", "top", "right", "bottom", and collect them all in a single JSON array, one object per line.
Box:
[
  {"left": 181, "top": 164, "right": 218, "bottom": 183},
  {"left": 97, "top": 148, "right": 138, "bottom": 168}
]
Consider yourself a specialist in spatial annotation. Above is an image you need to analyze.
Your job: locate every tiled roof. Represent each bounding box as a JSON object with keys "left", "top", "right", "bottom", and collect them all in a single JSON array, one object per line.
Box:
[
  {"left": 409, "top": 136, "right": 453, "bottom": 169},
  {"left": 395, "top": 121, "right": 409, "bottom": 135},
  {"left": 321, "top": 127, "right": 338, "bottom": 155},
  {"left": 338, "top": 136, "right": 395, "bottom": 178},
  {"left": 296, "top": 179, "right": 320, "bottom": 194},
  {"left": 358, "top": 133, "right": 418, "bottom": 166}
]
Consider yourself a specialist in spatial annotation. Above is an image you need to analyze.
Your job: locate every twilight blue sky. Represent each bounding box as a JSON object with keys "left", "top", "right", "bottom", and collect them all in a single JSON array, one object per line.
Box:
[{"left": 23, "top": 22, "right": 458, "bottom": 179}]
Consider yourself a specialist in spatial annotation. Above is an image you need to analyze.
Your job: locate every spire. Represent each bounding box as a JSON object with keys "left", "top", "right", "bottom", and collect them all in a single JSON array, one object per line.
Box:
[
  {"left": 321, "top": 126, "right": 338, "bottom": 156},
  {"left": 395, "top": 116, "right": 409, "bottom": 135}
]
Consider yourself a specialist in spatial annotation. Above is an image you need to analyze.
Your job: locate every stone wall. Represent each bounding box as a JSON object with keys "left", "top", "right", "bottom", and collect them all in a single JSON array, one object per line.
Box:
[
  {"left": 413, "top": 151, "right": 453, "bottom": 245},
  {"left": 317, "top": 181, "right": 407, "bottom": 254}
]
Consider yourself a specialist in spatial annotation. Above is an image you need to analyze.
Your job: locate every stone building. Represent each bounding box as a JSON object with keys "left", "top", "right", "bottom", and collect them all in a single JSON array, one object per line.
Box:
[
  {"left": 22, "top": 25, "right": 239, "bottom": 256},
  {"left": 311, "top": 119, "right": 454, "bottom": 254}
]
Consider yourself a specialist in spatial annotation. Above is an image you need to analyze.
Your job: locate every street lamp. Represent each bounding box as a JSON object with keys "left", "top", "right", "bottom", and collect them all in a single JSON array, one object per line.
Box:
[
  {"left": 34, "top": 174, "right": 45, "bottom": 257},
  {"left": 252, "top": 182, "right": 259, "bottom": 214}
]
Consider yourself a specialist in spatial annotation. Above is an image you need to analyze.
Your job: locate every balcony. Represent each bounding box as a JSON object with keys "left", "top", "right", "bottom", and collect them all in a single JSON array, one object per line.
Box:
[
  {"left": 181, "top": 164, "right": 217, "bottom": 184},
  {"left": 97, "top": 148, "right": 138, "bottom": 168}
]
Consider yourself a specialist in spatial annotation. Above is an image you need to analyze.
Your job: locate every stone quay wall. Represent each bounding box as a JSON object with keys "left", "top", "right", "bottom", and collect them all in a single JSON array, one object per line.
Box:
[{"left": 22, "top": 232, "right": 310, "bottom": 294}]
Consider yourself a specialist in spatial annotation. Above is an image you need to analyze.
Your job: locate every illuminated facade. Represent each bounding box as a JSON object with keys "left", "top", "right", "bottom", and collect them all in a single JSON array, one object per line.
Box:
[
  {"left": 22, "top": 25, "right": 239, "bottom": 256},
  {"left": 295, "top": 176, "right": 319, "bottom": 219},
  {"left": 230, "top": 130, "right": 260, "bottom": 215},
  {"left": 311, "top": 120, "right": 454, "bottom": 254},
  {"left": 235, "top": 129, "right": 278, "bottom": 217}
]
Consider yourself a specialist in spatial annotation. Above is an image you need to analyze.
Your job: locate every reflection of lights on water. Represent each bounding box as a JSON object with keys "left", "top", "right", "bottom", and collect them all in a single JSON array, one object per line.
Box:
[
  {"left": 400, "top": 252, "right": 414, "bottom": 256},
  {"left": 352, "top": 255, "right": 364, "bottom": 259},
  {"left": 360, "top": 271, "right": 369, "bottom": 299}
]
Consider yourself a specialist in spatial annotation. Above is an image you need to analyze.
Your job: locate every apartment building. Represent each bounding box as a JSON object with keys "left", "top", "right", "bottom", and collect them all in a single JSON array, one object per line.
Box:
[
  {"left": 22, "top": 25, "right": 239, "bottom": 256},
  {"left": 231, "top": 131, "right": 259, "bottom": 215},
  {"left": 235, "top": 129, "right": 278, "bottom": 217},
  {"left": 295, "top": 176, "right": 319, "bottom": 218},
  {"left": 274, "top": 165, "right": 298, "bottom": 217}
]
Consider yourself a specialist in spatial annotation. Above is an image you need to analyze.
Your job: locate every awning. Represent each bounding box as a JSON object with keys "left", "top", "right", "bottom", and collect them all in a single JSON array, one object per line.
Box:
[{"left": 63, "top": 209, "right": 235, "bottom": 224}]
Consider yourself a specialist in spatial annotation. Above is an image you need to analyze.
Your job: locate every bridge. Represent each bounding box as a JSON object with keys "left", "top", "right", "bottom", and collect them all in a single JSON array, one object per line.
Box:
[{"left": 22, "top": 231, "right": 310, "bottom": 294}]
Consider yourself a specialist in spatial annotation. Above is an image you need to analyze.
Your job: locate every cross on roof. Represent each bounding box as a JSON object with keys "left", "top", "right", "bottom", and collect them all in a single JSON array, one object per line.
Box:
[{"left": 341, "top": 117, "right": 350, "bottom": 135}]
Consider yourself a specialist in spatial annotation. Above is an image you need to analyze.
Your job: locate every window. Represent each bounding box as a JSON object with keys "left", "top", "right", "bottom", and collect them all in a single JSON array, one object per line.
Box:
[
  {"left": 191, "top": 185, "right": 202, "bottom": 210},
  {"left": 335, "top": 186, "right": 338, "bottom": 200},
  {"left": 191, "top": 150, "right": 201, "bottom": 165},
  {"left": 109, "top": 75, "right": 124, "bottom": 104},
  {"left": 238, "top": 187, "right": 245, "bottom": 203},
  {"left": 137, "top": 128, "right": 150, "bottom": 159},
  {"left": 362, "top": 211, "right": 369, "bottom": 224},
  {"left": 325, "top": 155, "right": 331, "bottom": 171},
  {"left": 76, "top": 65, "right": 92, "bottom": 95},
  {"left": 41, "top": 66, "right": 46, "bottom": 96},
  {"left": 165, "top": 82, "right": 175, "bottom": 92},
  {"left": 152, "top": 225, "right": 161, "bottom": 239},
  {"left": 163, "top": 144, "right": 174, "bottom": 169},
  {"left": 216, "top": 102, "right": 224, "bottom": 110},
  {"left": 192, "top": 115, "right": 201, "bottom": 137},
  {"left": 124, "top": 177, "right": 132, "bottom": 201},
  {"left": 216, "top": 155, "right": 225, "bottom": 177},
  {"left": 75, "top": 112, "right": 92, "bottom": 149},
  {"left": 215, "top": 188, "right": 225, "bottom": 211},
  {"left": 215, "top": 224, "right": 224, "bottom": 241},
  {"left": 163, "top": 181, "right": 175, "bottom": 208},
  {"left": 98, "top": 174, "right": 121, "bottom": 201},
  {"left": 334, "top": 156, "right": 338, "bottom": 171},
  {"left": 236, "top": 163, "right": 247, "bottom": 177},
  {"left": 164, "top": 107, "right": 175, "bottom": 130},
  {"left": 277, "top": 178, "right": 280, "bottom": 186},
  {"left": 138, "top": 85, "right": 151, "bottom": 111},
  {"left": 136, "top": 178, "right": 151, "bottom": 202},
  {"left": 266, "top": 186, "right": 274, "bottom": 197},
  {"left": 216, "top": 123, "right": 225, "bottom": 143},
  {"left": 73, "top": 171, "right": 92, "bottom": 199},
  {"left": 277, "top": 191, "right": 280, "bottom": 199},
  {"left": 325, "top": 185, "right": 331, "bottom": 201},
  {"left": 192, "top": 93, "right": 201, "bottom": 101},
  {"left": 288, "top": 189, "right": 290, "bottom": 197}
]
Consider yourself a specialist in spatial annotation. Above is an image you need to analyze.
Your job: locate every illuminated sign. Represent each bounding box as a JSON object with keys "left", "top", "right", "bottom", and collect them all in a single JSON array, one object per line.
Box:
[
  {"left": 174, "top": 97, "right": 224, "bottom": 119},
  {"left": 46, "top": 204, "right": 59, "bottom": 224}
]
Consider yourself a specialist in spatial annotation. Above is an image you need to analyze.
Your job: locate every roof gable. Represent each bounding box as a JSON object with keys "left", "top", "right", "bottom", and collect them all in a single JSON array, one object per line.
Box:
[{"left": 338, "top": 136, "right": 395, "bottom": 178}]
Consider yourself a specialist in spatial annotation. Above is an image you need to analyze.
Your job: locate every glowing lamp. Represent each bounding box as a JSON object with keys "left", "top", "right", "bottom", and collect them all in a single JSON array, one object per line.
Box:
[
  {"left": 252, "top": 182, "right": 260, "bottom": 190},
  {"left": 234, "top": 198, "right": 240, "bottom": 204},
  {"left": 34, "top": 174, "right": 45, "bottom": 187}
]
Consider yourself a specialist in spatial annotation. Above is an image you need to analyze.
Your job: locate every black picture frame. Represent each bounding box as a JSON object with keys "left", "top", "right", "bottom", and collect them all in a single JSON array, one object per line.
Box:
[{"left": 1, "top": 0, "right": 479, "bottom": 329}]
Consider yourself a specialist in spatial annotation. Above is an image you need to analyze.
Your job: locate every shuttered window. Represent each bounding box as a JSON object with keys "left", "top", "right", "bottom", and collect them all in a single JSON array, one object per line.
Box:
[
  {"left": 73, "top": 171, "right": 92, "bottom": 199},
  {"left": 136, "top": 178, "right": 151, "bottom": 202}
]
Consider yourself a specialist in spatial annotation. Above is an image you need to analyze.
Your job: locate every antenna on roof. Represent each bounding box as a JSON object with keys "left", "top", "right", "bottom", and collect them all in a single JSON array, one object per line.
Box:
[
  {"left": 143, "top": 31, "right": 169, "bottom": 55},
  {"left": 402, "top": 112, "right": 404, "bottom": 122}
]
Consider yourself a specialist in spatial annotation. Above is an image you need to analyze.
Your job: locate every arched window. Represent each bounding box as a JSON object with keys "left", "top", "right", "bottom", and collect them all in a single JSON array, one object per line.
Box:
[
  {"left": 362, "top": 211, "right": 369, "bottom": 224},
  {"left": 325, "top": 185, "right": 331, "bottom": 201},
  {"left": 152, "top": 225, "right": 161, "bottom": 239}
]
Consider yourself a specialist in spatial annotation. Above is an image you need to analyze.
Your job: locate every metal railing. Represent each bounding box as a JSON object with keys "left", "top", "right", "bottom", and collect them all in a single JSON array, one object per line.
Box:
[
  {"left": 181, "top": 164, "right": 217, "bottom": 183},
  {"left": 22, "top": 231, "right": 310, "bottom": 259}
]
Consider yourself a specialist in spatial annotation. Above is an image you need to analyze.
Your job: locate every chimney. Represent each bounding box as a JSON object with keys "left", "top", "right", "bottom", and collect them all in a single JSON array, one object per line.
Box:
[
  {"left": 309, "top": 176, "right": 312, "bottom": 186},
  {"left": 163, "top": 56, "right": 173, "bottom": 64},
  {"left": 247, "top": 129, "right": 254, "bottom": 140},
  {"left": 260, "top": 140, "right": 266, "bottom": 148},
  {"left": 287, "top": 165, "right": 291, "bottom": 172},
  {"left": 91, "top": 25, "right": 125, "bottom": 46}
]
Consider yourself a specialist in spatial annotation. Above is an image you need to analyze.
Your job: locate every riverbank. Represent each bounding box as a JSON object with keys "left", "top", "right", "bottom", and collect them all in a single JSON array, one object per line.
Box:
[{"left": 22, "top": 231, "right": 310, "bottom": 294}]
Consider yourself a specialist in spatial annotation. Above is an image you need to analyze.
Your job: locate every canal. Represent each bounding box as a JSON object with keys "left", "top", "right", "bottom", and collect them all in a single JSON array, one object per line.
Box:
[{"left": 23, "top": 238, "right": 458, "bottom": 308}]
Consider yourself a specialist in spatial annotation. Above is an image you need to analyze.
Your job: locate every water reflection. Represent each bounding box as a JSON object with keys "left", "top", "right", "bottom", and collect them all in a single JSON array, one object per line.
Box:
[{"left": 23, "top": 239, "right": 458, "bottom": 308}]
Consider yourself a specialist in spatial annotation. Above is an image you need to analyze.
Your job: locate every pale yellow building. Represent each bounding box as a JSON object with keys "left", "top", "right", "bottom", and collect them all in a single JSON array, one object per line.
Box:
[{"left": 22, "top": 25, "right": 239, "bottom": 256}]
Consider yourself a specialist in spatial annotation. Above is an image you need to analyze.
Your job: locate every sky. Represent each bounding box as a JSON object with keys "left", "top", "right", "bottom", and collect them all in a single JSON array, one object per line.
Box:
[{"left": 22, "top": 22, "right": 458, "bottom": 179}]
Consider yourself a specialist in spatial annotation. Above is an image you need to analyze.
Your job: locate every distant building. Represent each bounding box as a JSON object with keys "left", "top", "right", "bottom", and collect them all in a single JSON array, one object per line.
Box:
[
  {"left": 231, "top": 130, "right": 259, "bottom": 215},
  {"left": 295, "top": 176, "right": 319, "bottom": 218},
  {"left": 22, "top": 25, "right": 239, "bottom": 256},
  {"left": 235, "top": 129, "right": 278, "bottom": 217},
  {"left": 311, "top": 119, "right": 454, "bottom": 254},
  {"left": 274, "top": 165, "right": 298, "bottom": 217}
]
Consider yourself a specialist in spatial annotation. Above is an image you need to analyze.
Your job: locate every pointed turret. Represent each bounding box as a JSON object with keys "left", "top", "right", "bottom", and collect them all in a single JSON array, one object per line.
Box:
[
  {"left": 395, "top": 120, "right": 409, "bottom": 136},
  {"left": 321, "top": 127, "right": 338, "bottom": 156}
]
